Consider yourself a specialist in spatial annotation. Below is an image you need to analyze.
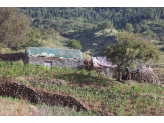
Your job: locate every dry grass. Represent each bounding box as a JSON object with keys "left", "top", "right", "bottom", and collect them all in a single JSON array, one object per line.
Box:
[
  {"left": 0, "top": 97, "right": 95, "bottom": 116},
  {"left": 0, "top": 98, "right": 38, "bottom": 116}
]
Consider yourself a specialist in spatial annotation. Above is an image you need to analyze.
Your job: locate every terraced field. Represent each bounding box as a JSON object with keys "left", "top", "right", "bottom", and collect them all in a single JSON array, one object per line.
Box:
[{"left": 0, "top": 61, "right": 164, "bottom": 116}]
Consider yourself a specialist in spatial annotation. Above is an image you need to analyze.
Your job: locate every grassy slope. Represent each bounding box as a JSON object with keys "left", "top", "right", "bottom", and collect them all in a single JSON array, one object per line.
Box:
[
  {"left": 0, "top": 61, "right": 164, "bottom": 116},
  {"left": 1, "top": 27, "right": 164, "bottom": 115},
  {"left": 0, "top": 26, "right": 118, "bottom": 58},
  {"left": 44, "top": 17, "right": 118, "bottom": 56},
  {"left": 0, "top": 34, "right": 93, "bottom": 116},
  {"left": 0, "top": 35, "right": 91, "bottom": 60},
  {"left": 73, "top": 28, "right": 118, "bottom": 56},
  {"left": 0, "top": 96, "right": 95, "bottom": 116}
]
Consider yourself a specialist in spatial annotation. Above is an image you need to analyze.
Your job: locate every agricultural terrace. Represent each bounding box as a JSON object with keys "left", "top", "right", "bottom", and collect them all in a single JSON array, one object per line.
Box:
[{"left": 0, "top": 60, "right": 164, "bottom": 116}]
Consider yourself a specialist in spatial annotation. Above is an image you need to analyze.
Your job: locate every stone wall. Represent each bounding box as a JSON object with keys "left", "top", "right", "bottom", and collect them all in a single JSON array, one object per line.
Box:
[
  {"left": 130, "top": 71, "right": 161, "bottom": 85},
  {"left": 0, "top": 52, "right": 25, "bottom": 61},
  {"left": 0, "top": 81, "right": 88, "bottom": 111},
  {"left": 25, "top": 55, "right": 84, "bottom": 70},
  {"left": 125, "top": 62, "right": 161, "bottom": 85},
  {"left": 0, "top": 80, "right": 112, "bottom": 116}
]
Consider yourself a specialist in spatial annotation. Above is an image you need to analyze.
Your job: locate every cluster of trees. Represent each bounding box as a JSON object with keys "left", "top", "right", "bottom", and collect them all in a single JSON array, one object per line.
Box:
[
  {"left": 124, "top": 21, "right": 164, "bottom": 42},
  {"left": 0, "top": 7, "right": 59, "bottom": 52},
  {"left": 0, "top": 7, "right": 30, "bottom": 51},
  {"left": 18, "top": 7, "right": 164, "bottom": 29},
  {"left": 17, "top": 7, "right": 164, "bottom": 43}
]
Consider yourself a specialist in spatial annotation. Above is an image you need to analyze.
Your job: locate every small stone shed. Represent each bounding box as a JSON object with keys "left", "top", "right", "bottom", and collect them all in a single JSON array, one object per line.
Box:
[
  {"left": 91, "top": 56, "right": 118, "bottom": 78},
  {"left": 24, "top": 47, "right": 84, "bottom": 70}
]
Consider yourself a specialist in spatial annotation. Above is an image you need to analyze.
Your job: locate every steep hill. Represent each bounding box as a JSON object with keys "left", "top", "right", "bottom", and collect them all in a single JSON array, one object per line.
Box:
[{"left": 17, "top": 7, "right": 164, "bottom": 54}]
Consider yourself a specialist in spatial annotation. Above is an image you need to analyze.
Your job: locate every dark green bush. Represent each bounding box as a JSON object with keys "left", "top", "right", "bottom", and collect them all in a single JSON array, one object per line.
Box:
[{"left": 68, "top": 39, "right": 82, "bottom": 50}]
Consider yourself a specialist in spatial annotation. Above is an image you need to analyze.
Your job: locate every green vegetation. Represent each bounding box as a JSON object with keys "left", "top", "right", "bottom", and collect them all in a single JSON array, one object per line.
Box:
[
  {"left": 68, "top": 39, "right": 82, "bottom": 50},
  {"left": 0, "top": 60, "right": 163, "bottom": 116},
  {"left": 125, "top": 23, "right": 134, "bottom": 33},
  {"left": 1, "top": 7, "right": 164, "bottom": 116},
  {"left": 0, "top": 7, "right": 30, "bottom": 52},
  {"left": 102, "top": 32, "right": 160, "bottom": 81},
  {"left": 14, "top": 7, "right": 164, "bottom": 55}
]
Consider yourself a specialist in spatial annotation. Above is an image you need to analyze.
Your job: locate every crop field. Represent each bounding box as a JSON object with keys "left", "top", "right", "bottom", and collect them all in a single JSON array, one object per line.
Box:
[
  {"left": 0, "top": 60, "right": 164, "bottom": 116},
  {"left": 0, "top": 39, "right": 164, "bottom": 116}
]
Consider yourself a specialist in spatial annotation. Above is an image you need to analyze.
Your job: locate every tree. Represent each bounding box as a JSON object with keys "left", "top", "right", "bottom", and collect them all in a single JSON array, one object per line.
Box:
[
  {"left": 13, "top": 28, "right": 44, "bottom": 50},
  {"left": 102, "top": 31, "right": 160, "bottom": 81},
  {"left": 133, "top": 23, "right": 140, "bottom": 33},
  {"left": 142, "top": 29, "right": 155, "bottom": 40},
  {"left": 0, "top": 7, "right": 30, "bottom": 51},
  {"left": 140, "top": 25, "right": 149, "bottom": 33},
  {"left": 68, "top": 39, "right": 82, "bottom": 50},
  {"left": 125, "top": 23, "right": 134, "bottom": 33}
]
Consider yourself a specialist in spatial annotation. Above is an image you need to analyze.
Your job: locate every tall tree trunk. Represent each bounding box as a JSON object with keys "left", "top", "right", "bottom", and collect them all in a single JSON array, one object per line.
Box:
[{"left": 117, "top": 70, "right": 122, "bottom": 82}]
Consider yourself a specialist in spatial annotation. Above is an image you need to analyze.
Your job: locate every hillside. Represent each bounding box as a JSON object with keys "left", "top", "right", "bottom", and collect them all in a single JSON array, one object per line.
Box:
[
  {"left": 0, "top": 35, "right": 164, "bottom": 116},
  {"left": 74, "top": 28, "right": 118, "bottom": 56},
  {"left": 15, "top": 7, "right": 164, "bottom": 56},
  {"left": 1, "top": 7, "right": 164, "bottom": 116},
  {"left": 18, "top": 7, "right": 164, "bottom": 29},
  {"left": 18, "top": 8, "right": 164, "bottom": 32},
  {"left": 0, "top": 59, "right": 164, "bottom": 116}
]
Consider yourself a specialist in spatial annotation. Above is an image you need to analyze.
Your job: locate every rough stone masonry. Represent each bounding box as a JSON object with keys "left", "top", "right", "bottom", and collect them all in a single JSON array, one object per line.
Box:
[
  {"left": 0, "top": 80, "right": 88, "bottom": 111},
  {"left": 130, "top": 62, "right": 161, "bottom": 85}
]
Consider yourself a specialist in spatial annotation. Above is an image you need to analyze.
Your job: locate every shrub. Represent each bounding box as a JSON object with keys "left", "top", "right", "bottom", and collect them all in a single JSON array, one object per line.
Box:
[{"left": 68, "top": 39, "right": 82, "bottom": 50}]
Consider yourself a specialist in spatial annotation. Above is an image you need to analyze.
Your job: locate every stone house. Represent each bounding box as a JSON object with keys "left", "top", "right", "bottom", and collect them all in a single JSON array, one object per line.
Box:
[
  {"left": 91, "top": 56, "right": 118, "bottom": 78},
  {"left": 24, "top": 47, "right": 84, "bottom": 70}
]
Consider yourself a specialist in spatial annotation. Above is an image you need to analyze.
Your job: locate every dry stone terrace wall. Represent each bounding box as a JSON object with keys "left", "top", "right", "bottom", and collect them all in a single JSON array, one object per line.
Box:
[
  {"left": 0, "top": 81, "right": 88, "bottom": 112},
  {"left": 0, "top": 52, "right": 25, "bottom": 61},
  {"left": 130, "top": 71, "right": 161, "bottom": 85},
  {"left": 129, "top": 62, "right": 161, "bottom": 85}
]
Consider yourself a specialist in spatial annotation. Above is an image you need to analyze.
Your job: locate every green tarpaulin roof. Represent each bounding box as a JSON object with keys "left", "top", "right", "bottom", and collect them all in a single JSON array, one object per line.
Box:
[{"left": 25, "top": 47, "right": 83, "bottom": 59}]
